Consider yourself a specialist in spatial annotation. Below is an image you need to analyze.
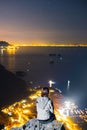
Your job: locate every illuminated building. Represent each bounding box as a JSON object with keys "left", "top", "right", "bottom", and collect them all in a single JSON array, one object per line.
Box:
[{"left": 0, "top": 87, "right": 86, "bottom": 130}]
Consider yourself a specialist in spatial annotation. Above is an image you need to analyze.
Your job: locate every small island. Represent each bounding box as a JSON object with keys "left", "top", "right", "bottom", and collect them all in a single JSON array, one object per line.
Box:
[
  {"left": 0, "top": 41, "right": 10, "bottom": 46},
  {"left": 0, "top": 41, "right": 19, "bottom": 49}
]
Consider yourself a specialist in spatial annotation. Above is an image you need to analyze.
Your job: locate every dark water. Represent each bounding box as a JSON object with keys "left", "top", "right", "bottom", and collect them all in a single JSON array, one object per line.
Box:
[{"left": 0, "top": 46, "right": 87, "bottom": 108}]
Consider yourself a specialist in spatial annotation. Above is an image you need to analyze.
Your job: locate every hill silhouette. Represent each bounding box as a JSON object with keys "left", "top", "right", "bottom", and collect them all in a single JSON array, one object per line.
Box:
[
  {"left": 0, "top": 41, "right": 10, "bottom": 46},
  {"left": 0, "top": 64, "right": 29, "bottom": 109}
]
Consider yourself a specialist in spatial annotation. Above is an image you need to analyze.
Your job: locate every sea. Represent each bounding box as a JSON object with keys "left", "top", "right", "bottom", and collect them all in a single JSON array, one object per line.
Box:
[{"left": 0, "top": 46, "right": 87, "bottom": 108}]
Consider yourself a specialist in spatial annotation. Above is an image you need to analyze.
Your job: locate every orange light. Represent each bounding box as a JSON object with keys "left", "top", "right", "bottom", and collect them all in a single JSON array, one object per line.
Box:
[{"left": 1, "top": 88, "right": 83, "bottom": 130}]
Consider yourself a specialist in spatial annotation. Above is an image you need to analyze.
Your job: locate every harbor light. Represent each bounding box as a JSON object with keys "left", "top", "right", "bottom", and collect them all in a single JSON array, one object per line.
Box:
[
  {"left": 65, "top": 101, "right": 71, "bottom": 109},
  {"left": 48, "top": 80, "right": 55, "bottom": 87},
  {"left": 63, "top": 100, "right": 77, "bottom": 116}
]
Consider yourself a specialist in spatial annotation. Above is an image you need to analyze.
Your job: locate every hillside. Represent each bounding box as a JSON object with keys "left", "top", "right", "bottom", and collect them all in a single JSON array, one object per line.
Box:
[{"left": 0, "top": 64, "right": 29, "bottom": 108}]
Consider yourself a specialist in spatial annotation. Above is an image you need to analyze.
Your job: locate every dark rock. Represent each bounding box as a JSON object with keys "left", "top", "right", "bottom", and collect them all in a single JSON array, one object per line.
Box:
[
  {"left": 11, "top": 118, "right": 64, "bottom": 130},
  {"left": 0, "top": 64, "right": 29, "bottom": 108}
]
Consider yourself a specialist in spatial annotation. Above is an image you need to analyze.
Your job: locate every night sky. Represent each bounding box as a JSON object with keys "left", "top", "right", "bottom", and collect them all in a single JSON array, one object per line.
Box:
[{"left": 0, "top": 0, "right": 87, "bottom": 44}]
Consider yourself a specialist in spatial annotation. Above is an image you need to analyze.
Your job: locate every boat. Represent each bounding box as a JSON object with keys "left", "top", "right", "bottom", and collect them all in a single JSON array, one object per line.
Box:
[{"left": 16, "top": 71, "right": 26, "bottom": 77}]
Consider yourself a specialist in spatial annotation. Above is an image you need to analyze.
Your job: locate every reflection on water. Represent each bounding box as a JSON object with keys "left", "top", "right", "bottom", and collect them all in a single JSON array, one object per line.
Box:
[
  {"left": 0, "top": 47, "right": 19, "bottom": 71},
  {"left": 6, "top": 48, "right": 16, "bottom": 55},
  {"left": 0, "top": 46, "right": 19, "bottom": 55}
]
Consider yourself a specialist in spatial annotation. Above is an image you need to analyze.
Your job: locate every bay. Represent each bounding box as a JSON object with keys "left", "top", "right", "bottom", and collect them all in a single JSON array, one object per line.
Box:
[{"left": 0, "top": 46, "right": 87, "bottom": 108}]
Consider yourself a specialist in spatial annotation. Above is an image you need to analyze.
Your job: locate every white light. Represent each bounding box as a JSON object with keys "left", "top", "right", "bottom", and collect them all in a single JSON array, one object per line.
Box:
[
  {"left": 67, "top": 80, "right": 70, "bottom": 91},
  {"left": 48, "top": 80, "right": 55, "bottom": 87},
  {"left": 65, "top": 101, "right": 71, "bottom": 109},
  {"left": 8, "top": 112, "right": 12, "bottom": 116}
]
